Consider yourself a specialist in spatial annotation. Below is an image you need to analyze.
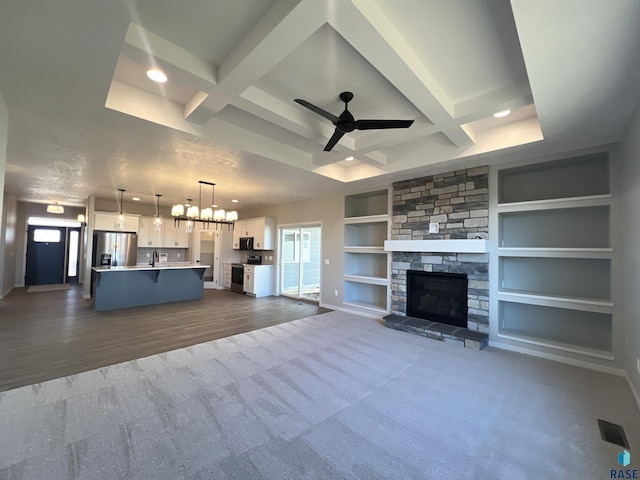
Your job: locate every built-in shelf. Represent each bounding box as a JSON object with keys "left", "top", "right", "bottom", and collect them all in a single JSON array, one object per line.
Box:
[
  {"left": 343, "top": 274, "right": 389, "bottom": 286},
  {"left": 344, "top": 246, "right": 385, "bottom": 253},
  {"left": 498, "top": 247, "right": 613, "bottom": 257},
  {"left": 496, "top": 193, "right": 612, "bottom": 212},
  {"left": 343, "top": 189, "right": 391, "bottom": 314},
  {"left": 499, "top": 301, "right": 612, "bottom": 352},
  {"left": 495, "top": 151, "right": 614, "bottom": 360},
  {"left": 498, "top": 151, "right": 609, "bottom": 204},
  {"left": 344, "top": 214, "right": 389, "bottom": 224},
  {"left": 497, "top": 291, "right": 614, "bottom": 312},
  {"left": 499, "top": 206, "right": 610, "bottom": 249},
  {"left": 384, "top": 239, "right": 488, "bottom": 253},
  {"left": 496, "top": 332, "right": 615, "bottom": 361}
]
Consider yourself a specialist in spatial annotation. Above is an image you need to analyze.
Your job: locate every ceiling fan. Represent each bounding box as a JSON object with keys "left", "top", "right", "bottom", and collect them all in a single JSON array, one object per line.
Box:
[{"left": 294, "top": 91, "right": 414, "bottom": 152}]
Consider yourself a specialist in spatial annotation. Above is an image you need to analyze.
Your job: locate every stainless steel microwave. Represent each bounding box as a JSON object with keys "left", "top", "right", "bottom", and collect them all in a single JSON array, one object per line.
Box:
[{"left": 239, "top": 237, "right": 253, "bottom": 250}]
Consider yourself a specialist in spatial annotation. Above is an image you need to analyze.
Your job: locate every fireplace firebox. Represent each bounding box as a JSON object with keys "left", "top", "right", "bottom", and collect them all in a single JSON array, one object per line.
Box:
[{"left": 406, "top": 271, "right": 468, "bottom": 328}]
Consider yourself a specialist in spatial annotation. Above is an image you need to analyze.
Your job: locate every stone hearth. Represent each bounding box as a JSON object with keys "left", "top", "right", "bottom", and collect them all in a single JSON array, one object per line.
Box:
[{"left": 384, "top": 314, "right": 488, "bottom": 350}]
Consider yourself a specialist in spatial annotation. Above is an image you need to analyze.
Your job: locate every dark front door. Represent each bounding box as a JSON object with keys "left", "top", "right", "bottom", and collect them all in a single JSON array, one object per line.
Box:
[{"left": 25, "top": 226, "right": 67, "bottom": 285}]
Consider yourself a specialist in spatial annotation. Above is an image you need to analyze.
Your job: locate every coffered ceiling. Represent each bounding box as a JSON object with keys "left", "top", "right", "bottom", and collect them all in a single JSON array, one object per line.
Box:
[{"left": 1, "top": 0, "right": 640, "bottom": 211}]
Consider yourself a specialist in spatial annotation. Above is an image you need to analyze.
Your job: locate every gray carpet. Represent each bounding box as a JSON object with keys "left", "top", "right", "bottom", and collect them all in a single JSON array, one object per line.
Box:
[{"left": 0, "top": 311, "right": 637, "bottom": 479}]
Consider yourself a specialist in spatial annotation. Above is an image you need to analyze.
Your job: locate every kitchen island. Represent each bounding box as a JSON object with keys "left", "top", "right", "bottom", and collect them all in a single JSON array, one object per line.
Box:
[{"left": 92, "top": 264, "right": 209, "bottom": 311}]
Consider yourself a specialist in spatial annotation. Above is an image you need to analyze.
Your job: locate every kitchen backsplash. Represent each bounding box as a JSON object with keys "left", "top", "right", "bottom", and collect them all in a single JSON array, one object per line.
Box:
[
  {"left": 137, "top": 248, "right": 189, "bottom": 264},
  {"left": 241, "top": 251, "right": 275, "bottom": 265}
]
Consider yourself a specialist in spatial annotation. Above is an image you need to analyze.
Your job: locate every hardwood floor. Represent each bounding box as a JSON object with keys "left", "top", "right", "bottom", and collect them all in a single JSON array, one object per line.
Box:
[{"left": 0, "top": 286, "right": 330, "bottom": 392}]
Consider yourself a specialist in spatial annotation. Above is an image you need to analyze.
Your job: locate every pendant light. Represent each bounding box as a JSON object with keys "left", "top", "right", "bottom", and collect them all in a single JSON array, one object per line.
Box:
[
  {"left": 170, "top": 180, "right": 238, "bottom": 230},
  {"left": 115, "top": 189, "right": 126, "bottom": 229},
  {"left": 153, "top": 194, "right": 163, "bottom": 232}
]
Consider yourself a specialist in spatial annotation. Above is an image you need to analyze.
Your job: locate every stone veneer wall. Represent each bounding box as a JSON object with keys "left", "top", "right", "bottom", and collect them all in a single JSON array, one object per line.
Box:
[{"left": 391, "top": 166, "right": 489, "bottom": 333}]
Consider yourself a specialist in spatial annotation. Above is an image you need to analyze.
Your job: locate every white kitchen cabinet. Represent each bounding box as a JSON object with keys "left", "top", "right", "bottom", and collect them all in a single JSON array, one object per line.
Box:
[
  {"left": 232, "top": 221, "right": 243, "bottom": 249},
  {"left": 243, "top": 265, "right": 273, "bottom": 297},
  {"left": 238, "top": 219, "right": 256, "bottom": 238},
  {"left": 253, "top": 217, "right": 275, "bottom": 250},
  {"left": 138, "top": 216, "right": 163, "bottom": 247},
  {"left": 232, "top": 217, "right": 275, "bottom": 250},
  {"left": 223, "top": 263, "right": 232, "bottom": 288},
  {"left": 163, "top": 219, "right": 190, "bottom": 248},
  {"left": 93, "top": 212, "right": 139, "bottom": 233}
]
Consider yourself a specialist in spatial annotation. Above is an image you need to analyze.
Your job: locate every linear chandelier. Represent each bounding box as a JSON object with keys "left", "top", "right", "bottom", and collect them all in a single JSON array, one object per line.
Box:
[{"left": 171, "top": 180, "right": 237, "bottom": 232}]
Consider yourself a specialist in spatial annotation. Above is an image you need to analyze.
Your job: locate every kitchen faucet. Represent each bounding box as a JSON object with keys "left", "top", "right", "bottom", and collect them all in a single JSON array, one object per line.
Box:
[{"left": 150, "top": 250, "right": 159, "bottom": 267}]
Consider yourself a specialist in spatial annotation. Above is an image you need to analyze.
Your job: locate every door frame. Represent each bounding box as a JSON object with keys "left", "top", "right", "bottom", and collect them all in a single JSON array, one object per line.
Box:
[
  {"left": 23, "top": 216, "right": 84, "bottom": 287},
  {"left": 193, "top": 226, "right": 221, "bottom": 289},
  {"left": 277, "top": 221, "right": 322, "bottom": 301}
]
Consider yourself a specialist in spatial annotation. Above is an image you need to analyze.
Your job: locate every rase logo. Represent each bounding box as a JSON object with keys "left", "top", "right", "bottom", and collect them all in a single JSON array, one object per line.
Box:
[{"left": 611, "top": 450, "right": 638, "bottom": 479}]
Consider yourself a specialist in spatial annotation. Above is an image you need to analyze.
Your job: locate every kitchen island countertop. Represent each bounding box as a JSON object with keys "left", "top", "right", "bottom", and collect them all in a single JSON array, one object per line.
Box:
[{"left": 93, "top": 263, "right": 209, "bottom": 272}]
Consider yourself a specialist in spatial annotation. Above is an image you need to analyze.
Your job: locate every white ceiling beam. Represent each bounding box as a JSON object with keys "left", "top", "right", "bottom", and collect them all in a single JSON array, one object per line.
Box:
[
  {"left": 186, "top": 0, "right": 326, "bottom": 125},
  {"left": 124, "top": 23, "right": 217, "bottom": 91},
  {"left": 217, "top": 0, "right": 326, "bottom": 93},
  {"left": 332, "top": 0, "right": 473, "bottom": 150}
]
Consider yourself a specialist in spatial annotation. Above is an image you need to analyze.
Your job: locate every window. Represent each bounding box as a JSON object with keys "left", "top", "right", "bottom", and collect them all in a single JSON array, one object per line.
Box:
[{"left": 33, "top": 229, "right": 61, "bottom": 243}]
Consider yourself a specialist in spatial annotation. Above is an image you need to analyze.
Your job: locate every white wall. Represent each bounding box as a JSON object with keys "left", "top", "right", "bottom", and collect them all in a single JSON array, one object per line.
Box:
[
  {"left": 0, "top": 91, "right": 8, "bottom": 298},
  {"left": 2, "top": 193, "right": 17, "bottom": 297},
  {"left": 618, "top": 101, "right": 640, "bottom": 402}
]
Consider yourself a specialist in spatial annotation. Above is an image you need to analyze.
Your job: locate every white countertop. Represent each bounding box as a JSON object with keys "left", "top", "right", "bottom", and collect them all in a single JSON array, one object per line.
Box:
[{"left": 93, "top": 263, "right": 209, "bottom": 272}]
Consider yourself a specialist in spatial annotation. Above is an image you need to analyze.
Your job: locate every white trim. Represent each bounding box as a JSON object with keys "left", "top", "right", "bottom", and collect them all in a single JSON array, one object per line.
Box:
[
  {"left": 489, "top": 339, "right": 623, "bottom": 375},
  {"left": 496, "top": 193, "right": 612, "bottom": 211},
  {"left": 344, "top": 214, "right": 389, "bottom": 224},
  {"left": 384, "top": 239, "right": 488, "bottom": 253}
]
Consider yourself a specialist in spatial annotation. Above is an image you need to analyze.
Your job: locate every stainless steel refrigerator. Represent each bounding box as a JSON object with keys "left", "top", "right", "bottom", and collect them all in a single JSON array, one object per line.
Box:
[{"left": 92, "top": 232, "right": 138, "bottom": 267}]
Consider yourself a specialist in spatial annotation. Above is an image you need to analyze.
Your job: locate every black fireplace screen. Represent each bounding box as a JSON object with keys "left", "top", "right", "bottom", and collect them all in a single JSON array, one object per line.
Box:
[{"left": 406, "top": 270, "right": 468, "bottom": 328}]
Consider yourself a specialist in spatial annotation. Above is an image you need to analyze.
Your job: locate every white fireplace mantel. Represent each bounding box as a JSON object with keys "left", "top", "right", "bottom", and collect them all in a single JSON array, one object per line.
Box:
[{"left": 384, "top": 239, "right": 488, "bottom": 253}]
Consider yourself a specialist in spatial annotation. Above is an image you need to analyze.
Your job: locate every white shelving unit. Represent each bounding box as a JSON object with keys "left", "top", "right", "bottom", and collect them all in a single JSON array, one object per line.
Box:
[
  {"left": 343, "top": 189, "right": 390, "bottom": 314},
  {"left": 495, "top": 152, "right": 614, "bottom": 358}
]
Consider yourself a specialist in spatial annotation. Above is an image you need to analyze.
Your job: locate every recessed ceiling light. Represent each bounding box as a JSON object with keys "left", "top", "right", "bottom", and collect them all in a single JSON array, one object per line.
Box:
[
  {"left": 132, "top": 197, "right": 140, "bottom": 202},
  {"left": 146, "top": 68, "right": 167, "bottom": 83},
  {"left": 345, "top": 156, "right": 354, "bottom": 161},
  {"left": 493, "top": 110, "right": 511, "bottom": 118},
  {"left": 231, "top": 199, "right": 239, "bottom": 203}
]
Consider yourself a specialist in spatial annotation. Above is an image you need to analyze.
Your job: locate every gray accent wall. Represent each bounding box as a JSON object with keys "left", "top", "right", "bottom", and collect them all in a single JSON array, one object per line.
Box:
[{"left": 619, "top": 101, "right": 640, "bottom": 402}]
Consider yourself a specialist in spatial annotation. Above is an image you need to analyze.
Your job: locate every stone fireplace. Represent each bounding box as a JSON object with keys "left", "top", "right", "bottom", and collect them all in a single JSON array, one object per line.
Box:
[{"left": 389, "top": 166, "right": 490, "bottom": 334}]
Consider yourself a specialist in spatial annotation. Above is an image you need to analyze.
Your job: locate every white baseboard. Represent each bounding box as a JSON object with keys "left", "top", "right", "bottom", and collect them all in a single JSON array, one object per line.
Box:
[
  {"left": 489, "top": 339, "right": 626, "bottom": 377},
  {"left": 1, "top": 285, "right": 14, "bottom": 299},
  {"left": 319, "top": 302, "right": 384, "bottom": 320}
]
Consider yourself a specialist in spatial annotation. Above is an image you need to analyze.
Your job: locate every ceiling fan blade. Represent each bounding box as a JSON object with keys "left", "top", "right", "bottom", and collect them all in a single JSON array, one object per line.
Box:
[
  {"left": 324, "top": 129, "right": 346, "bottom": 151},
  {"left": 294, "top": 99, "right": 339, "bottom": 123},
  {"left": 355, "top": 119, "right": 414, "bottom": 130}
]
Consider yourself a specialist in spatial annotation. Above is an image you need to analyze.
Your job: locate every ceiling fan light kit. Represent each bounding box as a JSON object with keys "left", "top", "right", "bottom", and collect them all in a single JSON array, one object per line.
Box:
[{"left": 294, "top": 91, "right": 414, "bottom": 152}]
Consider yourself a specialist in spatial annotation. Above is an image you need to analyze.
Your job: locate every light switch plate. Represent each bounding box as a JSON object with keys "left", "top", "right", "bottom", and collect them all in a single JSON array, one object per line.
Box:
[{"left": 429, "top": 223, "right": 439, "bottom": 233}]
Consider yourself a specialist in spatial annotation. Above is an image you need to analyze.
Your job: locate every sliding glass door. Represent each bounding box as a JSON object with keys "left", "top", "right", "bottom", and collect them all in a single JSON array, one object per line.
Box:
[{"left": 280, "top": 224, "right": 321, "bottom": 301}]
